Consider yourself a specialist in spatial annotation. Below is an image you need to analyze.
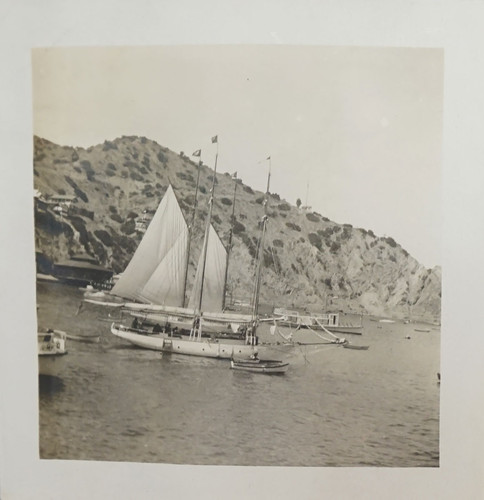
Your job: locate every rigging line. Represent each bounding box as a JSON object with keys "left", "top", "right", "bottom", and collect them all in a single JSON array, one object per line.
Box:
[{"left": 309, "top": 317, "right": 343, "bottom": 343}]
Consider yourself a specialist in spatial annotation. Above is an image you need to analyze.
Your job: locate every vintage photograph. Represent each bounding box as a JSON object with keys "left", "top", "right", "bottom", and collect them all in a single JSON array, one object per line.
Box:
[{"left": 32, "top": 45, "right": 442, "bottom": 466}]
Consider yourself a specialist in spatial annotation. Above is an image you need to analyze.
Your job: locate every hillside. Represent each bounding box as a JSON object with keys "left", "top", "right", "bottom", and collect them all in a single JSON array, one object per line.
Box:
[{"left": 33, "top": 135, "right": 441, "bottom": 323}]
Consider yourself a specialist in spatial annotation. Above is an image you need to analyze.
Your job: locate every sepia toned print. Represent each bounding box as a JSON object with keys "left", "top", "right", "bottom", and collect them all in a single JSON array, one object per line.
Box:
[{"left": 33, "top": 45, "right": 441, "bottom": 466}]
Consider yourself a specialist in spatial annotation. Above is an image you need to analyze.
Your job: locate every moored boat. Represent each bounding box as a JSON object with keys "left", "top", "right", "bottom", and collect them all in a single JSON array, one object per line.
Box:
[
  {"left": 38, "top": 329, "right": 67, "bottom": 377},
  {"left": 230, "top": 355, "right": 289, "bottom": 374},
  {"left": 273, "top": 309, "right": 363, "bottom": 335},
  {"left": 111, "top": 323, "right": 257, "bottom": 359},
  {"left": 342, "top": 343, "right": 369, "bottom": 350}
]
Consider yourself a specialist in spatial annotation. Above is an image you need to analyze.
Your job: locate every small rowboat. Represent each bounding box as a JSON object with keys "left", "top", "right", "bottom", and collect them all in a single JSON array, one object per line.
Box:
[
  {"left": 230, "top": 356, "right": 289, "bottom": 374},
  {"left": 343, "top": 343, "right": 369, "bottom": 350},
  {"left": 65, "top": 333, "right": 101, "bottom": 343}
]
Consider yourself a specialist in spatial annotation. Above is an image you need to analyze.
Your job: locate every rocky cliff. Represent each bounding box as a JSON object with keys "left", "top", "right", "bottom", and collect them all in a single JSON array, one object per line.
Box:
[{"left": 33, "top": 135, "right": 441, "bottom": 323}]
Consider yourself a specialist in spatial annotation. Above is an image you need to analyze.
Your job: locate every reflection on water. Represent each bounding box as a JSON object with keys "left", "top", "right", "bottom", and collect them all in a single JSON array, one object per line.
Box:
[
  {"left": 37, "top": 282, "right": 440, "bottom": 466},
  {"left": 39, "top": 375, "right": 65, "bottom": 395}
]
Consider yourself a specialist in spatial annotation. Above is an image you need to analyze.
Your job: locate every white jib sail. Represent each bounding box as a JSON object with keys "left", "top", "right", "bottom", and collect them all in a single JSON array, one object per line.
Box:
[
  {"left": 111, "top": 185, "right": 188, "bottom": 303},
  {"left": 188, "top": 224, "right": 227, "bottom": 313}
]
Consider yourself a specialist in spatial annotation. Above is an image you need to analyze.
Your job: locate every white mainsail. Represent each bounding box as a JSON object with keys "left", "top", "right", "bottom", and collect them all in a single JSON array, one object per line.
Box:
[
  {"left": 111, "top": 184, "right": 188, "bottom": 305},
  {"left": 188, "top": 224, "right": 227, "bottom": 313},
  {"left": 138, "top": 228, "right": 188, "bottom": 306}
]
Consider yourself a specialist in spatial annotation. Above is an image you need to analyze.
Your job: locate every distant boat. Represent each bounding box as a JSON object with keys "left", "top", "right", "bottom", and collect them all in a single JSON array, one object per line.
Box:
[
  {"left": 379, "top": 319, "right": 395, "bottom": 324},
  {"left": 230, "top": 355, "right": 289, "bottom": 374},
  {"left": 36, "top": 273, "right": 59, "bottom": 283},
  {"left": 414, "top": 328, "right": 431, "bottom": 333},
  {"left": 65, "top": 332, "right": 101, "bottom": 343},
  {"left": 273, "top": 309, "right": 363, "bottom": 335},
  {"left": 38, "top": 329, "right": 67, "bottom": 377},
  {"left": 343, "top": 343, "right": 369, "bottom": 350}
]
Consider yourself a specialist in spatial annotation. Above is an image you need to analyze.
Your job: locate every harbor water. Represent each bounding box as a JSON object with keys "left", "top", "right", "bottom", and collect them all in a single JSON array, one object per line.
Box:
[{"left": 37, "top": 282, "right": 440, "bottom": 467}]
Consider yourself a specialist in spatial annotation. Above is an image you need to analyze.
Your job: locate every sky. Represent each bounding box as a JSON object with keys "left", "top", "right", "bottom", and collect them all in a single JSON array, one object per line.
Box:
[{"left": 32, "top": 45, "right": 443, "bottom": 267}]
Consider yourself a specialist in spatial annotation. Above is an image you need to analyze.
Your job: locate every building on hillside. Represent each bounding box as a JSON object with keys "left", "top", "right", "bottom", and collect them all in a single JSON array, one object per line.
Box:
[{"left": 53, "top": 254, "right": 113, "bottom": 287}]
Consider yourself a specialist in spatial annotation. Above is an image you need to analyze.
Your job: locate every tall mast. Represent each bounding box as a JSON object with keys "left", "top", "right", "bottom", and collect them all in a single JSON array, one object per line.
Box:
[
  {"left": 252, "top": 156, "right": 271, "bottom": 320},
  {"left": 183, "top": 150, "right": 202, "bottom": 306},
  {"left": 221, "top": 172, "right": 238, "bottom": 310},
  {"left": 197, "top": 136, "right": 219, "bottom": 312}
]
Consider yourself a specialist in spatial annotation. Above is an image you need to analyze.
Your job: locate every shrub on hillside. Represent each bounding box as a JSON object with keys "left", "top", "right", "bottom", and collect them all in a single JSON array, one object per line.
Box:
[
  {"left": 87, "top": 232, "right": 107, "bottom": 263},
  {"left": 110, "top": 232, "right": 138, "bottom": 254},
  {"left": 142, "top": 156, "right": 151, "bottom": 169},
  {"left": 34, "top": 152, "right": 46, "bottom": 162},
  {"left": 306, "top": 212, "right": 319, "bottom": 223},
  {"left": 130, "top": 172, "right": 144, "bottom": 182},
  {"left": 330, "top": 241, "right": 341, "bottom": 253},
  {"left": 110, "top": 213, "right": 123, "bottom": 223},
  {"left": 384, "top": 236, "right": 397, "bottom": 248},
  {"left": 124, "top": 160, "right": 140, "bottom": 170},
  {"left": 278, "top": 203, "right": 290, "bottom": 211},
  {"left": 94, "top": 229, "right": 113, "bottom": 247},
  {"left": 285, "top": 222, "right": 301, "bottom": 232},
  {"left": 81, "top": 160, "right": 95, "bottom": 181},
  {"left": 241, "top": 233, "right": 257, "bottom": 259},
  {"left": 233, "top": 221, "right": 246, "bottom": 234},
  {"left": 176, "top": 172, "right": 195, "bottom": 182},
  {"left": 308, "top": 232, "right": 322, "bottom": 250},
  {"left": 70, "top": 216, "right": 89, "bottom": 247},
  {"left": 220, "top": 197, "right": 232, "bottom": 206},
  {"left": 64, "top": 176, "right": 88, "bottom": 203},
  {"left": 273, "top": 239, "right": 284, "bottom": 248},
  {"left": 243, "top": 185, "right": 254, "bottom": 194},
  {"left": 341, "top": 227, "right": 352, "bottom": 240},
  {"left": 103, "top": 140, "right": 118, "bottom": 151},
  {"left": 120, "top": 219, "right": 136, "bottom": 235},
  {"left": 255, "top": 196, "right": 264, "bottom": 204},
  {"left": 69, "top": 206, "right": 94, "bottom": 220}
]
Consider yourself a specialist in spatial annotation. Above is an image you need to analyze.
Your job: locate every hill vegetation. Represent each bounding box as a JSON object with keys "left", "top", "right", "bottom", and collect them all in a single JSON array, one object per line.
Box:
[{"left": 33, "top": 135, "right": 441, "bottom": 323}]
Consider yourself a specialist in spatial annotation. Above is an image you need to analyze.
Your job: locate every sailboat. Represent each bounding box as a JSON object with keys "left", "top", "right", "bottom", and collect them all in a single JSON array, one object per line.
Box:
[{"left": 111, "top": 140, "right": 259, "bottom": 359}]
